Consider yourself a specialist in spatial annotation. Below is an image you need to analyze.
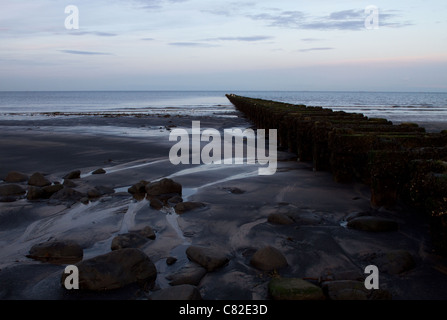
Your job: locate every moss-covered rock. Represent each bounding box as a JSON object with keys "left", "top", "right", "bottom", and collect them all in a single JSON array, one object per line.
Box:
[
  {"left": 347, "top": 216, "right": 398, "bottom": 232},
  {"left": 268, "top": 278, "right": 325, "bottom": 300}
]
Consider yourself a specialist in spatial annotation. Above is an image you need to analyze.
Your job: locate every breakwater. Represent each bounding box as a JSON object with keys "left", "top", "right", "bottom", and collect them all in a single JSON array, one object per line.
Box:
[{"left": 226, "top": 94, "right": 447, "bottom": 253}]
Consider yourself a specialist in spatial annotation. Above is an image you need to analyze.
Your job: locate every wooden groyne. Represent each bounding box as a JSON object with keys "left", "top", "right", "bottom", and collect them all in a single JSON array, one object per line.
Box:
[{"left": 226, "top": 94, "right": 447, "bottom": 253}]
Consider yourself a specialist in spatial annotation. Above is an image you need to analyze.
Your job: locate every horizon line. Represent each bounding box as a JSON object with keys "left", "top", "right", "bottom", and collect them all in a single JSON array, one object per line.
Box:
[{"left": 1, "top": 89, "right": 447, "bottom": 94}]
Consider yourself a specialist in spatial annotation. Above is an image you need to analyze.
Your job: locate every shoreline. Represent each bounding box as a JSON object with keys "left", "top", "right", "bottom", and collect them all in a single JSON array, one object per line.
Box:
[{"left": 1, "top": 106, "right": 447, "bottom": 300}]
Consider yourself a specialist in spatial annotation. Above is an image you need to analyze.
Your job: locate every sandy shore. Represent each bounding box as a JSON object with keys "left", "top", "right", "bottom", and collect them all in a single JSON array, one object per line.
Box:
[{"left": 1, "top": 110, "right": 447, "bottom": 300}]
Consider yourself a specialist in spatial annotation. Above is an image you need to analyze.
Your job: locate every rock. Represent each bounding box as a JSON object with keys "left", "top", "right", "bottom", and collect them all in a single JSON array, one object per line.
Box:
[
  {"left": 61, "top": 248, "right": 157, "bottom": 291},
  {"left": 4, "top": 171, "right": 28, "bottom": 183},
  {"left": 320, "top": 268, "right": 365, "bottom": 282},
  {"left": 145, "top": 178, "right": 182, "bottom": 197},
  {"left": 150, "top": 192, "right": 180, "bottom": 203},
  {"left": 166, "top": 257, "right": 178, "bottom": 265},
  {"left": 347, "top": 216, "right": 398, "bottom": 232},
  {"left": 186, "top": 246, "right": 229, "bottom": 272},
  {"left": 132, "top": 193, "right": 146, "bottom": 201},
  {"left": 27, "top": 240, "right": 83, "bottom": 264},
  {"left": 372, "top": 250, "right": 415, "bottom": 274},
  {"left": 149, "top": 198, "right": 164, "bottom": 210},
  {"left": 137, "top": 226, "right": 156, "bottom": 240},
  {"left": 27, "top": 185, "right": 64, "bottom": 200},
  {"left": 322, "top": 280, "right": 368, "bottom": 300},
  {"left": 267, "top": 213, "right": 294, "bottom": 225},
  {"left": 222, "top": 187, "right": 245, "bottom": 194},
  {"left": 87, "top": 188, "right": 101, "bottom": 198},
  {"left": 322, "top": 280, "right": 392, "bottom": 300},
  {"left": 0, "top": 184, "right": 26, "bottom": 197},
  {"left": 111, "top": 233, "right": 148, "bottom": 251},
  {"left": 63, "top": 170, "right": 81, "bottom": 180},
  {"left": 150, "top": 284, "right": 202, "bottom": 300},
  {"left": 92, "top": 168, "right": 106, "bottom": 174},
  {"left": 166, "top": 263, "right": 207, "bottom": 286},
  {"left": 63, "top": 179, "right": 77, "bottom": 188},
  {"left": 174, "top": 201, "right": 206, "bottom": 214},
  {"left": 42, "top": 184, "right": 64, "bottom": 198},
  {"left": 87, "top": 186, "right": 114, "bottom": 199},
  {"left": 95, "top": 185, "right": 115, "bottom": 196},
  {"left": 168, "top": 195, "right": 183, "bottom": 205},
  {"left": 294, "top": 212, "right": 323, "bottom": 225},
  {"left": 128, "top": 180, "right": 149, "bottom": 195},
  {"left": 49, "top": 187, "right": 84, "bottom": 203},
  {"left": 28, "top": 172, "right": 51, "bottom": 187},
  {"left": 27, "top": 186, "right": 44, "bottom": 200},
  {"left": 250, "top": 246, "right": 288, "bottom": 271},
  {"left": 268, "top": 278, "right": 325, "bottom": 300}
]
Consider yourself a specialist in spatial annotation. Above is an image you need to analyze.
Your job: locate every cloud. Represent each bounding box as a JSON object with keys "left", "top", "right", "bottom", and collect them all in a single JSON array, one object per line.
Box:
[
  {"left": 204, "top": 35, "right": 274, "bottom": 42},
  {"left": 299, "top": 47, "right": 334, "bottom": 53},
  {"left": 301, "top": 38, "right": 324, "bottom": 42},
  {"left": 168, "top": 42, "right": 217, "bottom": 47},
  {"left": 248, "top": 8, "right": 413, "bottom": 31},
  {"left": 329, "top": 9, "right": 361, "bottom": 20},
  {"left": 131, "top": 0, "right": 189, "bottom": 10},
  {"left": 248, "top": 11, "right": 306, "bottom": 28},
  {"left": 141, "top": 37, "right": 155, "bottom": 41},
  {"left": 68, "top": 31, "right": 118, "bottom": 37},
  {"left": 201, "top": 2, "right": 256, "bottom": 17},
  {"left": 59, "top": 50, "right": 112, "bottom": 55}
]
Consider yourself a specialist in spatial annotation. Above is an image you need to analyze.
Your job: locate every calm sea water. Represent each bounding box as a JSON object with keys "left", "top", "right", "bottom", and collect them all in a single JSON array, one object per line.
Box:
[{"left": 0, "top": 91, "right": 446, "bottom": 125}]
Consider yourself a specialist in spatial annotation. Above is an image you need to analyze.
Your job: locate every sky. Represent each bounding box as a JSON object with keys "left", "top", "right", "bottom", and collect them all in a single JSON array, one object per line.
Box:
[{"left": 0, "top": 0, "right": 446, "bottom": 91}]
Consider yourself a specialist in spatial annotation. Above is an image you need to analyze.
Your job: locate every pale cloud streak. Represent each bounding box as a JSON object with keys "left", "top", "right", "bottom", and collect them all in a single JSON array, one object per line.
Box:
[
  {"left": 203, "top": 35, "right": 273, "bottom": 42},
  {"left": 299, "top": 47, "right": 334, "bottom": 53},
  {"left": 247, "top": 8, "right": 413, "bottom": 31},
  {"left": 59, "top": 50, "right": 112, "bottom": 55}
]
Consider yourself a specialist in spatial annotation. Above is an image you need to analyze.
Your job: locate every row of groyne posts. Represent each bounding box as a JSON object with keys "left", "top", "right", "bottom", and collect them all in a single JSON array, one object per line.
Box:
[{"left": 226, "top": 94, "right": 447, "bottom": 254}]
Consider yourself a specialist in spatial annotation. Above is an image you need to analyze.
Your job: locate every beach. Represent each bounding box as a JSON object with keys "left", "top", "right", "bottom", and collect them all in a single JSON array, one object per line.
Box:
[{"left": 1, "top": 103, "right": 447, "bottom": 301}]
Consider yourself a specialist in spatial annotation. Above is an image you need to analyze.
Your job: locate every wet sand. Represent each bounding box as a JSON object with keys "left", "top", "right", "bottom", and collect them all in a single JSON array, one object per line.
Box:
[{"left": 1, "top": 110, "right": 447, "bottom": 300}]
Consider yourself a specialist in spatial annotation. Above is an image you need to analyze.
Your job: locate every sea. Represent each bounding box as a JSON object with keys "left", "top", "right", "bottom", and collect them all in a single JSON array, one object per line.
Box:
[{"left": 0, "top": 91, "right": 446, "bottom": 127}]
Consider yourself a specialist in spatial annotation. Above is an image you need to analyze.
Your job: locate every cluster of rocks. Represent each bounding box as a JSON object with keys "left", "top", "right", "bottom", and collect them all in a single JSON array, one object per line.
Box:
[
  {"left": 151, "top": 245, "right": 230, "bottom": 300},
  {"left": 26, "top": 226, "right": 159, "bottom": 292},
  {"left": 260, "top": 218, "right": 413, "bottom": 300},
  {"left": 265, "top": 204, "right": 323, "bottom": 226},
  {"left": 152, "top": 214, "right": 409, "bottom": 301},
  {"left": 111, "top": 227, "right": 156, "bottom": 251},
  {"left": 21, "top": 176, "right": 214, "bottom": 298},
  {"left": 62, "top": 248, "right": 157, "bottom": 292},
  {"left": 226, "top": 94, "right": 447, "bottom": 254},
  {"left": 0, "top": 168, "right": 114, "bottom": 205},
  {"left": 127, "top": 178, "right": 206, "bottom": 214}
]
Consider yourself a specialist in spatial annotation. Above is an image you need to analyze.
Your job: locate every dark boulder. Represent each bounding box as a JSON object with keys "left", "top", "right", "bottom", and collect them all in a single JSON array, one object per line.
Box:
[
  {"left": 111, "top": 233, "right": 148, "bottom": 251},
  {"left": 186, "top": 246, "right": 229, "bottom": 272},
  {"left": 0, "top": 184, "right": 26, "bottom": 197},
  {"left": 145, "top": 178, "right": 182, "bottom": 197},
  {"left": 347, "top": 216, "right": 398, "bottom": 232},
  {"left": 174, "top": 201, "right": 206, "bottom": 214},
  {"left": 28, "top": 172, "right": 51, "bottom": 187},
  {"left": 4, "top": 171, "right": 28, "bottom": 183},
  {"left": 63, "top": 170, "right": 81, "bottom": 180},
  {"left": 27, "top": 240, "right": 83, "bottom": 264},
  {"left": 92, "top": 168, "right": 106, "bottom": 175},
  {"left": 250, "top": 246, "right": 288, "bottom": 271},
  {"left": 61, "top": 248, "right": 157, "bottom": 291}
]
